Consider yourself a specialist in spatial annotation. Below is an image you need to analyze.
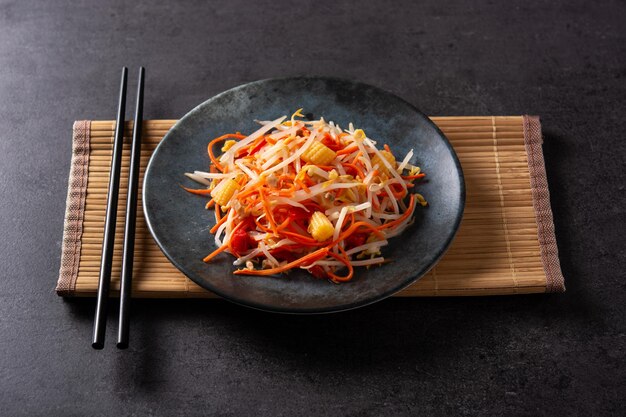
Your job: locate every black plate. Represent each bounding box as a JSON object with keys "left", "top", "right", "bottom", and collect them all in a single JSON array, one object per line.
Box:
[{"left": 143, "top": 77, "right": 465, "bottom": 313}]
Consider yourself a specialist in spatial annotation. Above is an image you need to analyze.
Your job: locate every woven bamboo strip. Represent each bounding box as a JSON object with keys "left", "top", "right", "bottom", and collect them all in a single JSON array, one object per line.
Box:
[{"left": 67, "top": 116, "right": 548, "bottom": 297}]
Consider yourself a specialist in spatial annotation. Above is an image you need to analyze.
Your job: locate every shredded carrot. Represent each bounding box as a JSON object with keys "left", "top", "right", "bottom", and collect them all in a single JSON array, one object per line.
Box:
[
  {"left": 182, "top": 186, "right": 214, "bottom": 195},
  {"left": 377, "top": 195, "right": 416, "bottom": 231},
  {"left": 236, "top": 177, "right": 267, "bottom": 201},
  {"left": 215, "top": 203, "right": 222, "bottom": 222},
  {"left": 210, "top": 214, "right": 228, "bottom": 234},
  {"left": 208, "top": 133, "right": 244, "bottom": 172},
  {"left": 203, "top": 243, "right": 229, "bottom": 263},
  {"left": 327, "top": 247, "right": 354, "bottom": 282},
  {"left": 254, "top": 216, "right": 273, "bottom": 234},
  {"left": 342, "top": 162, "right": 365, "bottom": 179},
  {"left": 247, "top": 136, "right": 266, "bottom": 154},
  {"left": 234, "top": 248, "right": 330, "bottom": 275},
  {"left": 282, "top": 231, "right": 323, "bottom": 246},
  {"left": 336, "top": 145, "right": 359, "bottom": 155},
  {"left": 276, "top": 218, "right": 291, "bottom": 232},
  {"left": 258, "top": 189, "right": 278, "bottom": 234},
  {"left": 402, "top": 173, "right": 426, "bottom": 180},
  {"left": 334, "top": 221, "right": 386, "bottom": 245},
  {"left": 296, "top": 179, "right": 310, "bottom": 193}
]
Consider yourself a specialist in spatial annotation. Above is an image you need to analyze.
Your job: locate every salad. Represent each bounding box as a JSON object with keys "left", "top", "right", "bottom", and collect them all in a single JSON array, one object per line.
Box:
[{"left": 184, "top": 110, "right": 427, "bottom": 283}]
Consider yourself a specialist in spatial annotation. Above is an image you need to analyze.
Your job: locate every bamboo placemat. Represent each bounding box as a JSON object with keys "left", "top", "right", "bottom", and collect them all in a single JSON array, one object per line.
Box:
[{"left": 56, "top": 116, "right": 564, "bottom": 297}]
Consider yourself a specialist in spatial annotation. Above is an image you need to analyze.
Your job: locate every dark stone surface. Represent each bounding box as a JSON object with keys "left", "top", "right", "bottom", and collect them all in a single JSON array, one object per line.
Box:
[{"left": 0, "top": 0, "right": 624, "bottom": 415}]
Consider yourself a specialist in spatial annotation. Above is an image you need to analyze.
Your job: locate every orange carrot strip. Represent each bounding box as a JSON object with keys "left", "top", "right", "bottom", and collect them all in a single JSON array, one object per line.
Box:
[
  {"left": 215, "top": 204, "right": 222, "bottom": 222},
  {"left": 236, "top": 176, "right": 248, "bottom": 188},
  {"left": 237, "top": 176, "right": 266, "bottom": 198},
  {"left": 181, "top": 186, "right": 213, "bottom": 195},
  {"left": 334, "top": 221, "right": 385, "bottom": 245},
  {"left": 254, "top": 216, "right": 273, "bottom": 233},
  {"left": 258, "top": 189, "right": 278, "bottom": 234},
  {"left": 327, "top": 247, "right": 354, "bottom": 282},
  {"left": 233, "top": 248, "right": 330, "bottom": 275},
  {"left": 296, "top": 179, "right": 310, "bottom": 193},
  {"left": 210, "top": 213, "right": 228, "bottom": 234},
  {"left": 246, "top": 136, "right": 267, "bottom": 155},
  {"left": 389, "top": 184, "right": 407, "bottom": 199},
  {"left": 207, "top": 133, "right": 244, "bottom": 172},
  {"left": 377, "top": 195, "right": 416, "bottom": 231},
  {"left": 303, "top": 172, "right": 316, "bottom": 186},
  {"left": 336, "top": 145, "right": 359, "bottom": 155},
  {"left": 203, "top": 244, "right": 229, "bottom": 263},
  {"left": 281, "top": 231, "right": 323, "bottom": 246},
  {"left": 276, "top": 218, "right": 291, "bottom": 232},
  {"left": 342, "top": 162, "right": 365, "bottom": 179},
  {"left": 402, "top": 173, "right": 426, "bottom": 180}
]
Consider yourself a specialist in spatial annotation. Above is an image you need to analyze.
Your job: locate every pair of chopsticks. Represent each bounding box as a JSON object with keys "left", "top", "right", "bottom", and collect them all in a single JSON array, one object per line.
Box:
[{"left": 92, "top": 67, "right": 144, "bottom": 350}]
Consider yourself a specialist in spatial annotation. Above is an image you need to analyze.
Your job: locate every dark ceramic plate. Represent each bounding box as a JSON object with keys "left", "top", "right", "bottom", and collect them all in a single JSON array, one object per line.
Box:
[{"left": 143, "top": 77, "right": 465, "bottom": 313}]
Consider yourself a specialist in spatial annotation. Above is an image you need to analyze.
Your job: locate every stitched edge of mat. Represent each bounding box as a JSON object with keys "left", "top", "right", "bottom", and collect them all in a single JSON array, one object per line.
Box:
[
  {"left": 523, "top": 116, "right": 565, "bottom": 292},
  {"left": 56, "top": 121, "right": 91, "bottom": 295}
]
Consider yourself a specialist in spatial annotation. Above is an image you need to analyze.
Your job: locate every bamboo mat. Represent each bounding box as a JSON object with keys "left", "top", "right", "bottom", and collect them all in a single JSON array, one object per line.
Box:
[{"left": 56, "top": 116, "right": 564, "bottom": 297}]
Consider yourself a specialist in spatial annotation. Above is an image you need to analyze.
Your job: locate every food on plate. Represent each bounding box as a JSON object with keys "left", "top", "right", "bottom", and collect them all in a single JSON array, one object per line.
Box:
[{"left": 184, "top": 110, "right": 427, "bottom": 282}]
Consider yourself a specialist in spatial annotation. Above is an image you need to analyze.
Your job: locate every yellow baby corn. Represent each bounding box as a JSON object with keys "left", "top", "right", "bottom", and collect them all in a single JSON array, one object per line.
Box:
[
  {"left": 301, "top": 141, "right": 337, "bottom": 166},
  {"left": 211, "top": 179, "right": 240, "bottom": 206},
  {"left": 371, "top": 150, "right": 396, "bottom": 177},
  {"left": 221, "top": 140, "right": 237, "bottom": 152},
  {"left": 308, "top": 211, "right": 334, "bottom": 242}
]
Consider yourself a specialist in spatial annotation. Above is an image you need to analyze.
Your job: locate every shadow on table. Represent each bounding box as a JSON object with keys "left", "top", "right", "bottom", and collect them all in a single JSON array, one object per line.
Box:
[
  {"left": 61, "top": 129, "right": 591, "bottom": 391},
  {"left": 63, "top": 286, "right": 603, "bottom": 393},
  {"left": 540, "top": 130, "right": 579, "bottom": 293}
]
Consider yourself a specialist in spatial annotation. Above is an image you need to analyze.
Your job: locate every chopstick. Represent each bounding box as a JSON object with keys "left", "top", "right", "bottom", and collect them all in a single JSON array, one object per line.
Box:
[
  {"left": 117, "top": 67, "right": 144, "bottom": 349},
  {"left": 92, "top": 67, "right": 128, "bottom": 349}
]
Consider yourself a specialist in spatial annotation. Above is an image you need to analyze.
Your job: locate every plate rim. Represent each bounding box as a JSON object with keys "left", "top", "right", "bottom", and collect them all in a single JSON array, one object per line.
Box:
[{"left": 143, "top": 75, "right": 466, "bottom": 314}]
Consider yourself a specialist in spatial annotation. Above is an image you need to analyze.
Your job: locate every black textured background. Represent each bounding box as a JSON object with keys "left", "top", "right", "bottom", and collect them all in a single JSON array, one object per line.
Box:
[{"left": 1, "top": 1, "right": 624, "bottom": 416}]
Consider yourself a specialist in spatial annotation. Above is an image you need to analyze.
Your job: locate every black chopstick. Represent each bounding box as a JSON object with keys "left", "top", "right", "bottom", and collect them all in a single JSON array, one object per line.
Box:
[
  {"left": 117, "top": 67, "right": 144, "bottom": 349},
  {"left": 92, "top": 67, "right": 128, "bottom": 349}
]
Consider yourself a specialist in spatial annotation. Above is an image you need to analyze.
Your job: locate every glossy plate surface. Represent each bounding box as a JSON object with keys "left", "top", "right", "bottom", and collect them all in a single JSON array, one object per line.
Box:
[{"left": 143, "top": 77, "right": 465, "bottom": 313}]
